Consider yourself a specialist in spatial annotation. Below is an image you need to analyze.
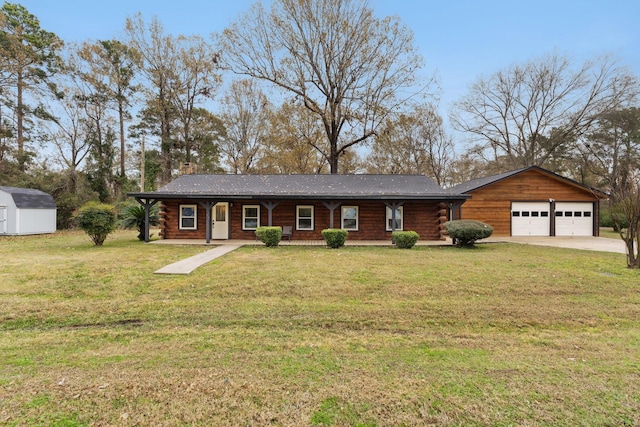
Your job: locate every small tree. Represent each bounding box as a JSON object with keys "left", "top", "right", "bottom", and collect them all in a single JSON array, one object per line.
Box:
[
  {"left": 120, "top": 204, "right": 159, "bottom": 241},
  {"left": 444, "top": 220, "right": 493, "bottom": 248},
  {"left": 609, "top": 179, "right": 640, "bottom": 268},
  {"left": 75, "top": 201, "right": 117, "bottom": 246}
]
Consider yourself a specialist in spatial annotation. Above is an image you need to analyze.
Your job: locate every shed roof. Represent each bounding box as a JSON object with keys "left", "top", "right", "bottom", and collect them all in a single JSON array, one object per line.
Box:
[
  {"left": 447, "top": 166, "right": 608, "bottom": 198},
  {"left": 0, "top": 186, "right": 57, "bottom": 209},
  {"left": 129, "top": 174, "right": 470, "bottom": 201}
]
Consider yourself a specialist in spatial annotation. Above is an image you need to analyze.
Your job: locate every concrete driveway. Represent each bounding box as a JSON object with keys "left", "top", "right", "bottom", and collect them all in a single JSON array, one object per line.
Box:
[{"left": 481, "top": 236, "right": 627, "bottom": 254}]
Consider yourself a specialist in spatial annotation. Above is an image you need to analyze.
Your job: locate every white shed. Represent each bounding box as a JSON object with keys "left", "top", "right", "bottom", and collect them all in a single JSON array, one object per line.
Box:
[{"left": 0, "top": 186, "right": 57, "bottom": 235}]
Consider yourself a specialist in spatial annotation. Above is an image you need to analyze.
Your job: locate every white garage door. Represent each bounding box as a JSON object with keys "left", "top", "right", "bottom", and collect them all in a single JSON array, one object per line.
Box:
[
  {"left": 555, "top": 202, "right": 593, "bottom": 236},
  {"left": 511, "top": 202, "right": 551, "bottom": 236}
]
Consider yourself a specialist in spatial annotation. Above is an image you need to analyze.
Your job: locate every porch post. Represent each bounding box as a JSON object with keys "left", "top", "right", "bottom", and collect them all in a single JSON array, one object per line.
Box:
[
  {"left": 135, "top": 197, "right": 159, "bottom": 243},
  {"left": 199, "top": 200, "right": 217, "bottom": 244},
  {"left": 385, "top": 201, "right": 404, "bottom": 242},
  {"left": 321, "top": 201, "right": 342, "bottom": 228},
  {"left": 260, "top": 201, "right": 280, "bottom": 226}
]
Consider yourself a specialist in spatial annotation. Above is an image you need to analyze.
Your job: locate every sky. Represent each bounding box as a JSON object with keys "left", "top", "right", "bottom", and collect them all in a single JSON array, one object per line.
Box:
[{"left": 13, "top": 0, "right": 640, "bottom": 124}]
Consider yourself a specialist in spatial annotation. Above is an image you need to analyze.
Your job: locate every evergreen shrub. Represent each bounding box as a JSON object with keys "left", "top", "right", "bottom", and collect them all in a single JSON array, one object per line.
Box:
[{"left": 321, "top": 228, "right": 348, "bottom": 248}]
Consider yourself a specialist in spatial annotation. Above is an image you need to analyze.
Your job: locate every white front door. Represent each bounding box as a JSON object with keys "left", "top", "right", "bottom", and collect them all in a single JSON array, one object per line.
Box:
[
  {"left": 0, "top": 206, "right": 6, "bottom": 234},
  {"left": 555, "top": 202, "right": 593, "bottom": 236},
  {"left": 511, "top": 202, "right": 551, "bottom": 236},
  {"left": 212, "top": 202, "right": 229, "bottom": 239}
]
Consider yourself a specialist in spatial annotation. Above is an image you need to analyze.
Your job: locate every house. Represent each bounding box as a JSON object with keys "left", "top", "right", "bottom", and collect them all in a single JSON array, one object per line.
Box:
[
  {"left": 128, "top": 174, "right": 470, "bottom": 243},
  {"left": 448, "top": 166, "right": 608, "bottom": 237},
  {"left": 0, "top": 186, "right": 57, "bottom": 235}
]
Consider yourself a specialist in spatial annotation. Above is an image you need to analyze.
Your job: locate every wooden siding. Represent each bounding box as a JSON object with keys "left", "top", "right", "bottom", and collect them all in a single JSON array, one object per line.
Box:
[
  {"left": 459, "top": 169, "right": 601, "bottom": 236},
  {"left": 159, "top": 199, "right": 445, "bottom": 241}
]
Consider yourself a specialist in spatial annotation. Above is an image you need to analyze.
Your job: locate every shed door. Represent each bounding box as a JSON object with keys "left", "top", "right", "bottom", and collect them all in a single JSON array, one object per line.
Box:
[
  {"left": 0, "top": 206, "right": 6, "bottom": 234},
  {"left": 211, "top": 202, "right": 229, "bottom": 239},
  {"left": 511, "top": 202, "right": 550, "bottom": 236},
  {"left": 555, "top": 202, "right": 593, "bottom": 236}
]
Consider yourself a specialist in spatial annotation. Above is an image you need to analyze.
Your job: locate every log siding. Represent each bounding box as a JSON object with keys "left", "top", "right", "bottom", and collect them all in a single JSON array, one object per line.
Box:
[{"left": 159, "top": 199, "right": 445, "bottom": 241}]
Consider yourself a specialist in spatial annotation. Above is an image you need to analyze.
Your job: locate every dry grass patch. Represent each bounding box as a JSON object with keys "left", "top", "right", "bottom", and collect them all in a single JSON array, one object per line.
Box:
[{"left": 1, "top": 231, "right": 639, "bottom": 426}]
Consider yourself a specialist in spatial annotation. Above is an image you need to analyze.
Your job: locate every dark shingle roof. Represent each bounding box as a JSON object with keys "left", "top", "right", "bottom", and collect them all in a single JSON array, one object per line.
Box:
[
  {"left": 447, "top": 168, "right": 529, "bottom": 194},
  {"left": 130, "top": 174, "right": 469, "bottom": 200},
  {"left": 0, "top": 186, "right": 57, "bottom": 209},
  {"left": 447, "top": 166, "right": 608, "bottom": 198}
]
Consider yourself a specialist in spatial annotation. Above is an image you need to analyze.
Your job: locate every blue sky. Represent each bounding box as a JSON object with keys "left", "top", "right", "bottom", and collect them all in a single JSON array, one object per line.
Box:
[{"left": 14, "top": 0, "right": 640, "bottom": 115}]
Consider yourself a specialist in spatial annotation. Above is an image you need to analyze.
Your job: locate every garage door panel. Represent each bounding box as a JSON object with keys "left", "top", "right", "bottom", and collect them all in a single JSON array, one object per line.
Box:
[
  {"left": 555, "top": 202, "right": 593, "bottom": 236},
  {"left": 511, "top": 202, "right": 550, "bottom": 236}
]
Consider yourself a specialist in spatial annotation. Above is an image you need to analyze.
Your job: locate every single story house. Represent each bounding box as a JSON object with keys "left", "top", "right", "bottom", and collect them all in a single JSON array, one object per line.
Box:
[
  {"left": 448, "top": 166, "right": 608, "bottom": 237},
  {"left": 128, "top": 174, "right": 470, "bottom": 243},
  {"left": 0, "top": 186, "right": 57, "bottom": 235}
]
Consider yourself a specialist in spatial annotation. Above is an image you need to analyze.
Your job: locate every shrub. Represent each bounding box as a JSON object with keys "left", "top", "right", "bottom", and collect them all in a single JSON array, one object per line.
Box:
[
  {"left": 600, "top": 205, "right": 629, "bottom": 231},
  {"left": 444, "top": 219, "right": 493, "bottom": 248},
  {"left": 256, "top": 226, "right": 283, "bottom": 247},
  {"left": 321, "top": 228, "right": 348, "bottom": 248},
  {"left": 75, "top": 202, "right": 118, "bottom": 246},
  {"left": 120, "top": 204, "right": 159, "bottom": 241},
  {"left": 392, "top": 230, "right": 419, "bottom": 249}
]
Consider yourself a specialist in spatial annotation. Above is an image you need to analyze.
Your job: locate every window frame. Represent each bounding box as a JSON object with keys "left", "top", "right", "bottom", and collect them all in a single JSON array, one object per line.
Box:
[
  {"left": 179, "top": 204, "right": 198, "bottom": 230},
  {"left": 341, "top": 206, "right": 359, "bottom": 231},
  {"left": 386, "top": 206, "right": 403, "bottom": 231},
  {"left": 296, "top": 205, "right": 315, "bottom": 231},
  {"left": 242, "top": 205, "right": 260, "bottom": 230}
]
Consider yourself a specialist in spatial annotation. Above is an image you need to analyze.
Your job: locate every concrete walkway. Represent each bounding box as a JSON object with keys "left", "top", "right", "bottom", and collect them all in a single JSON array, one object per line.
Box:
[{"left": 154, "top": 244, "right": 243, "bottom": 274}]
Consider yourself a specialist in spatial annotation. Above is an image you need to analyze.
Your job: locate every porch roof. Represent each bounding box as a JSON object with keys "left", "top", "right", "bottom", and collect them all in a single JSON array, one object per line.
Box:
[{"left": 129, "top": 174, "right": 470, "bottom": 201}]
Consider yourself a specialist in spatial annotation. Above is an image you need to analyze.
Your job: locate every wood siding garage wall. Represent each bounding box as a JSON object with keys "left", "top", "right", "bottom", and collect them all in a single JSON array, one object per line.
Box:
[
  {"left": 458, "top": 169, "right": 601, "bottom": 237},
  {"left": 159, "top": 199, "right": 444, "bottom": 241}
]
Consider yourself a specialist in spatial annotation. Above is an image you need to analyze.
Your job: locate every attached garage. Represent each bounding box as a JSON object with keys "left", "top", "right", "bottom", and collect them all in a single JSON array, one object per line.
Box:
[{"left": 449, "top": 166, "right": 607, "bottom": 237}]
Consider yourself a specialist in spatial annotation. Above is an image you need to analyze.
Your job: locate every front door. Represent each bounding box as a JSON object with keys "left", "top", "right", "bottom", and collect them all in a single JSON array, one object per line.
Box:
[{"left": 212, "top": 202, "right": 229, "bottom": 239}]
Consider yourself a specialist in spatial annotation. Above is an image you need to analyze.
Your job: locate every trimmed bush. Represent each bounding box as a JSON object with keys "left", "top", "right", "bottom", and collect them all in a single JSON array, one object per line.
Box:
[
  {"left": 392, "top": 230, "right": 419, "bottom": 249},
  {"left": 444, "top": 219, "right": 493, "bottom": 248},
  {"left": 321, "top": 228, "right": 348, "bottom": 248},
  {"left": 75, "top": 202, "right": 118, "bottom": 246},
  {"left": 256, "top": 226, "right": 283, "bottom": 247}
]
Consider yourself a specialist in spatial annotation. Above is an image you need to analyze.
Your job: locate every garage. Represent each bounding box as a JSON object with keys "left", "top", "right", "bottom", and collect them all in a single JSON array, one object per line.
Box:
[
  {"left": 511, "top": 201, "right": 551, "bottom": 236},
  {"left": 555, "top": 202, "right": 594, "bottom": 236}
]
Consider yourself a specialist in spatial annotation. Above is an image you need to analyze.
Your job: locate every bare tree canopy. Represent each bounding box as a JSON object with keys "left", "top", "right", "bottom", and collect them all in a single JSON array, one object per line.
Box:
[
  {"left": 451, "top": 54, "right": 639, "bottom": 170},
  {"left": 220, "top": 0, "right": 425, "bottom": 173},
  {"left": 366, "top": 104, "right": 454, "bottom": 186}
]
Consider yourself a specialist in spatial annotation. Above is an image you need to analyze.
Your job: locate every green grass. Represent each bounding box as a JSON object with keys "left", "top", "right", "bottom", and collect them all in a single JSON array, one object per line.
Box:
[{"left": 0, "top": 230, "right": 639, "bottom": 426}]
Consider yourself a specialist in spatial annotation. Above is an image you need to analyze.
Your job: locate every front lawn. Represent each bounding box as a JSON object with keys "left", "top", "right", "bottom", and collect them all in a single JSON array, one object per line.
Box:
[{"left": 0, "top": 230, "right": 638, "bottom": 426}]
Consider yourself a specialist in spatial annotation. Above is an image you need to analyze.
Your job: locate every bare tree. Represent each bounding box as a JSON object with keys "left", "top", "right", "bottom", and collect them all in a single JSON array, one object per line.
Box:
[
  {"left": 219, "top": 79, "right": 271, "bottom": 174},
  {"left": 451, "top": 54, "right": 639, "bottom": 170},
  {"left": 259, "top": 101, "right": 329, "bottom": 174},
  {"left": 366, "top": 104, "right": 455, "bottom": 186},
  {"left": 220, "top": 0, "right": 425, "bottom": 173}
]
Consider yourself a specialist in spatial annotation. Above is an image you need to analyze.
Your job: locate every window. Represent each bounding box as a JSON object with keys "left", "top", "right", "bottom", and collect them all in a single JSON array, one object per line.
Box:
[
  {"left": 532, "top": 211, "right": 539, "bottom": 217},
  {"left": 341, "top": 206, "right": 359, "bottom": 231},
  {"left": 179, "top": 205, "right": 197, "bottom": 230},
  {"left": 296, "top": 205, "right": 314, "bottom": 230},
  {"left": 243, "top": 205, "right": 260, "bottom": 230},
  {"left": 512, "top": 211, "right": 520, "bottom": 217},
  {"left": 386, "top": 206, "right": 403, "bottom": 231},
  {"left": 541, "top": 211, "right": 549, "bottom": 217},
  {"left": 584, "top": 211, "right": 592, "bottom": 217},
  {"left": 522, "top": 211, "right": 530, "bottom": 217}
]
